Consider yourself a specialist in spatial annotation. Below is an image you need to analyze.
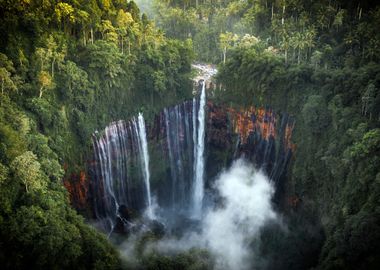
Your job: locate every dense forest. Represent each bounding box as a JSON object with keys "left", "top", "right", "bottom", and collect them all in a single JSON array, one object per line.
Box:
[
  {"left": 0, "top": 0, "right": 379, "bottom": 269},
  {"left": 153, "top": 1, "right": 380, "bottom": 268},
  {"left": 0, "top": 0, "right": 193, "bottom": 268}
]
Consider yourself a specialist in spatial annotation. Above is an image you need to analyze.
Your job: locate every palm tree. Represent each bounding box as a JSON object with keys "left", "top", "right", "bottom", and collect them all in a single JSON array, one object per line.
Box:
[
  {"left": 304, "top": 28, "right": 316, "bottom": 59},
  {"left": 290, "top": 32, "right": 302, "bottom": 64},
  {"left": 280, "top": 33, "right": 290, "bottom": 63}
]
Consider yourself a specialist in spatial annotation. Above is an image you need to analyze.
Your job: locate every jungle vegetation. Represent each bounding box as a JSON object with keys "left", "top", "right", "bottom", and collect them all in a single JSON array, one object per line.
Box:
[{"left": 0, "top": 0, "right": 379, "bottom": 269}]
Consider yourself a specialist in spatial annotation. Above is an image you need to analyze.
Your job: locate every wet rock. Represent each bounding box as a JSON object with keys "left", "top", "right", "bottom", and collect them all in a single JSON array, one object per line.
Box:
[{"left": 147, "top": 220, "right": 166, "bottom": 237}]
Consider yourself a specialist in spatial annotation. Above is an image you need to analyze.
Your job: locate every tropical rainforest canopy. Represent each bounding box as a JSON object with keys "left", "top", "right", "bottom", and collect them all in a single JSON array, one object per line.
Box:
[{"left": 0, "top": 0, "right": 379, "bottom": 269}]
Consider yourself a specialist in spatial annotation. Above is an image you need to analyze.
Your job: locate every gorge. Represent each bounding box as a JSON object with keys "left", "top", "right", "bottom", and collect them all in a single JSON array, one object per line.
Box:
[
  {"left": 0, "top": 1, "right": 379, "bottom": 269},
  {"left": 76, "top": 72, "right": 294, "bottom": 269}
]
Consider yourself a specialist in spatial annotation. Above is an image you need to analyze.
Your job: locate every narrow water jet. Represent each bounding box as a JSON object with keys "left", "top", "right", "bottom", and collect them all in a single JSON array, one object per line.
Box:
[
  {"left": 192, "top": 81, "right": 206, "bottom": 218},
  {"left": 135, "top": 113, "right": 153, "bottom": 217}
]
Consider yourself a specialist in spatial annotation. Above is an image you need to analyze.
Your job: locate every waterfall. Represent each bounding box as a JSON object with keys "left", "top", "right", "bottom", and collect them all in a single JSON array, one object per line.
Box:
[
  {"left": 192, "top": 81, "right": 206, "bottom": 217},
  {"left": 91, "top": 81, "right": 208, "bottom": 227},
  {"left": 158, "top": 81, "right": 206, "bottom": 216},
  {"left": 192, "top": 97, "right": 197, "bottom": 166},
  {"left": 135, "top": 113, "right": 152, "bottom": 217},
  {"left": 162, "top": 100, "right": 195, "bottom": 212},
  {"left": 164, "top": 108, "right": 176, "bottom": 207},
  {"left": 92, "top": 121, "right": 130, "bottom": 231},
  {"left": 88, "top": 79, "right": 295, "bottom": 232},
  {"left": 91, "top": 116, "right": 153, "bottom": 232}
]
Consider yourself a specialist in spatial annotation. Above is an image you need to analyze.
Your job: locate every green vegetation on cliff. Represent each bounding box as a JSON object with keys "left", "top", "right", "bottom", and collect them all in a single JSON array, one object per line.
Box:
[
  {"left": 0, "top": 0, "right": 379, "bottom": 269},
  {"left": 0, "top": 0, "right": 193, "bottom": 268},
  {"left": 213, "top": 2, "right": 380, "bottom": 269},
  {"left": 153, "top": 0, "right": 380, "bottom": 66},
  {"left": 150, "top": 0, "right": 380, "bottom": 268}
]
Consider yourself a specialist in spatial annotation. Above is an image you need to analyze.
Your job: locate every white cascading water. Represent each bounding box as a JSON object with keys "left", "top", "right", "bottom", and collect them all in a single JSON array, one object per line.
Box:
[
  {"left": 164, "top": 108, "right": 176, "bottom": 207},
  {"left": 192, "top": 96, "right": 197, "bottom": 176},
  {"left": 98, "top": 128, "right": 119, "bottom": 230},
  {"left": 135, "top": 113, "right": 153, "bottom": 218},
  {"left": 192, "top": 81, "right": 206, "bottom": 218}
]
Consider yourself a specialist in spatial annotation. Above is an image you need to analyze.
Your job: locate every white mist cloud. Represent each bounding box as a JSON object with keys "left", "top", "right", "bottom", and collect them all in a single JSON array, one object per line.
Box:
[
  {"left": 134, "top": 0, "right": 155, "bottom": 18},
  {"left": 202, "top": 159, "right": 277, "bottom": 270},
  {"left": 121, "top": 159, "right": 278, "bottom": 269}
]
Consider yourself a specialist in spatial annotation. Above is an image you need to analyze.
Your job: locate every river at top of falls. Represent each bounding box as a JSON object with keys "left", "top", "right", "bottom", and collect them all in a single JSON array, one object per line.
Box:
[{"left": 192, "top": 63, "right": 218, "bottom": 82}]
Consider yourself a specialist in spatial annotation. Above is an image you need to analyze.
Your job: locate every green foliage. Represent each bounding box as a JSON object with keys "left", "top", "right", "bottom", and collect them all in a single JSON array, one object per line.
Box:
[
  {"left": 0, "top": 0, "right": 378, "bottom": 269},
  {"left": 85, "top": 40, "right": 125, "bottom": 88},
  {"left": 215, "top": 14, "right": 380, "bottom": 268},
  {"left": 27, "top": 98, "right": 55, "bottom": 129},
  {"left": 60, "top": 60, "right": 93, "bottom": 110},
  {"left": 10, "top": 151, "right": 46, "bottom": 193},
  {"left": 27, "top": 133, "right": 64, "bottom": 181},
  {"left": 0, "top": 99, "right": 27, "bottom": 163},
  {"left": 123, "top": 234, "right": 214, "bottom": 270},
  {"left": 140, "top": 249, "right": 214, "bottom": 270},
  {"left": 0, "top": 0, "right": 194, "bottom": 269},
  {"left": 153, "top": 1, "right": 380, "bottom": 65},
  {"left": 0, "top": 98, "right": 121, "bottom": 268},
  {"left": 302, "top": 95, "right": 330, "bottom": 134},
  {"left": 0, "top": 162, "right": 18, "bottom": 216},
  {"left": 0, "top": 88, "right": 121, "bottom": 270},
  {"left": 348, "top": 129, "right": 380, "bottom": 159},
  {"left": 0, "top": 53, "right": 18, "bottom": 95}
]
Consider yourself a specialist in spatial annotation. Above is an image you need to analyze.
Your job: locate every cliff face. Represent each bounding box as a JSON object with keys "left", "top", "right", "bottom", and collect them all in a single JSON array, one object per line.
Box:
[
  {"left": 63, "top": 170, "right": 90, "bottom": 215},
  {"left": 206, "top": 103, "right": 295, "bottom": 202},
  {"left": 207, "top": 103, "right": 295, "bottom": 153},
  {"left": 65, "top": 100, "right": 295, "bottom": 219}
]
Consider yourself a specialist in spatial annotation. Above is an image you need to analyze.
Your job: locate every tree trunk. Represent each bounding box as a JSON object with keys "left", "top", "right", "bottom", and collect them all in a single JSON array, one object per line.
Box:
[
  {"left": 362, "top": 46, "right": 365, "bottom": 59},
  {"left": 83, "top": 29, "right": 87, "bottom": 46},
  {"left": 90, "top": 28, "right": 94, "bottom": 44},
  {"left": 51, "top": 58, "right": 55, "bottom": 78},
  {"left": 121, "top": 37, "right": 124, "bottom": 54},
  {"left": 298, "top": 48, "right": 301, "bottom": 64},
  {"left": 39, "top": 87, "right": 44, "bottom": 98},
  {"left": 40, "top": 55, "right": 44, "bottom": 71},
  {"left": 223, "top": 46, "right": 226, "bottom": 64},
  {"left": 285, "top": 50, "right": 288, "bottom": 63},
  {"left": 151, "top": 89, "right": 154, "bottom": 108}
]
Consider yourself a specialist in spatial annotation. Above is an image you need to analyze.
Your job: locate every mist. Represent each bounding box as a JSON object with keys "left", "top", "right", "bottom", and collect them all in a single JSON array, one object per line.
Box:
[
  {"left": 121, "top": 159, "right": 278, "bottom": 270},
  {"left": 134, "top": 0, "right": 155, "bottom": 18},
  {"left": 202, "top": 159, "right": 277, "bottom": 269}
]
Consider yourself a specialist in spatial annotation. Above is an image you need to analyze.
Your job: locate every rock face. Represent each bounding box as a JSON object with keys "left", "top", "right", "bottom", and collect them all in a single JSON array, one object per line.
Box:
[
  {"left": 206, "top": 103, "right": 295, "bottom": 200},
  {"left": 64, "top": 97, "right": 295, "bottom": 223},
  {"left": 63, "top": 171, "right": 90, "bottom": 214}
]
